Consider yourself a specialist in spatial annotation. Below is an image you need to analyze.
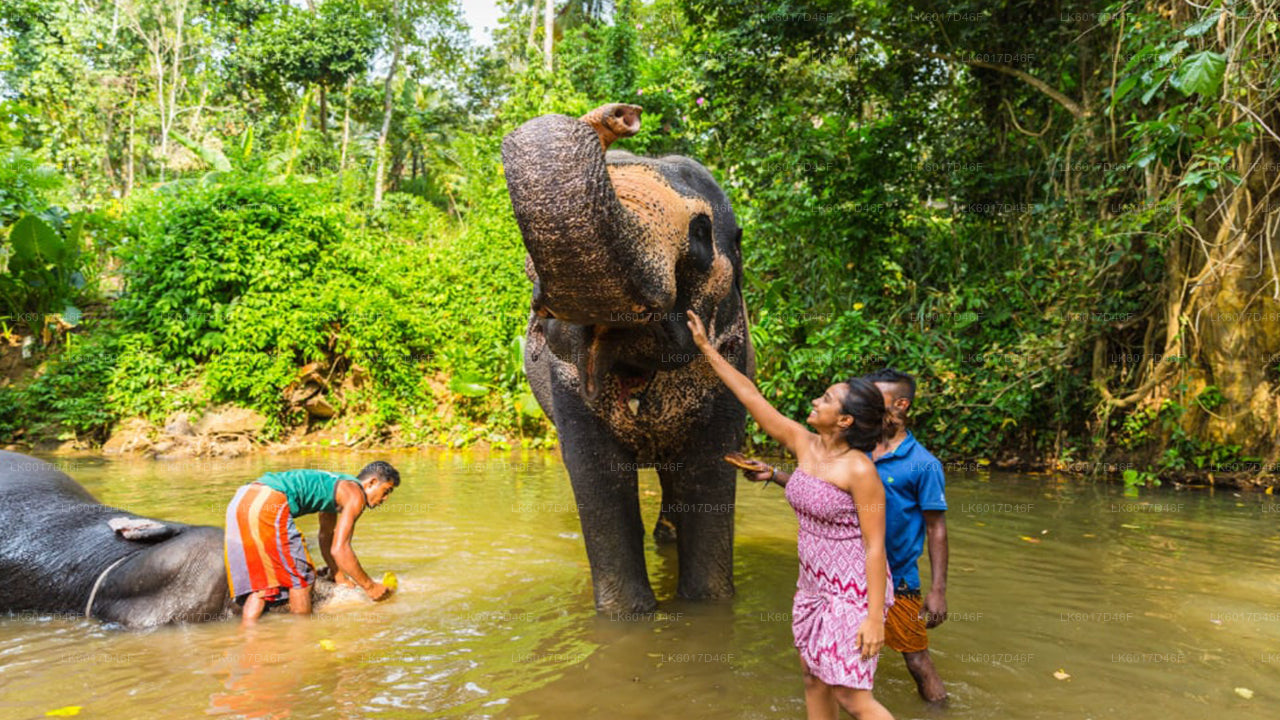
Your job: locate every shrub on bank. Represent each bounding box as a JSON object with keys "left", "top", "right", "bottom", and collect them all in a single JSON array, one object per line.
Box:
[{"left": 1, "top": 169, "right": 547, "bottom": 447}]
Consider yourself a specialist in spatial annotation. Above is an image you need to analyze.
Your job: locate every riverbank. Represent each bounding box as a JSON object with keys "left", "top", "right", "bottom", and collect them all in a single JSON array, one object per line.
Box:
[{"left": 10, "top": 404, "right": 1276, "bottom": 492}]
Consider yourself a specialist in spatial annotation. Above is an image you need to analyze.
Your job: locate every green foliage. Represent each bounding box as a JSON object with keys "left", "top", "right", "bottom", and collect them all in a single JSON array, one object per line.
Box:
[
  {"left": 559, "top": 0, "right": 639, "bottom": 102},
  {"left": 0, "top": 149, "right": 62, "bottom": 225},
  {"left": 228, "top": 1, "right": 380, "bottom": 100},
  {"left": 3, "top": 0, "right": 1277, "bottom": 476},
  {"left": 0, "top": 209, "right": 86, "bottom": 334},
  {"left": 1122, "top": 468, "right": 1159, "bottom": 489},
  {"left": 105, "top": 332, "right": 186, "bottom": 422},
  {"left": 19, "top": 331, "right": 120, "bottom": 439},
  {"left": 101, "top": 168, "right": 536, "bottom": 441},
  {"left": 117, "top": 178, "right": 343, "bottom": 361}
]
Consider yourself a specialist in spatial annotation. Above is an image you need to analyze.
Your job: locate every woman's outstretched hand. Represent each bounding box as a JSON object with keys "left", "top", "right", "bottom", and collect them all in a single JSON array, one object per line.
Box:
[
  {"left": 686, "top": 311, "right": 712, "bottom": 351},
  {"left": 724, "top": 452, "right": 775, "bottom": 484}
]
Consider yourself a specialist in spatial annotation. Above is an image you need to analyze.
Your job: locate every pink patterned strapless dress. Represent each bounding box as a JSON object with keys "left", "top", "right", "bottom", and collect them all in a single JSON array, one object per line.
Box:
[{"left": 785, "top": 467, "right": 895, "bottom": 689}]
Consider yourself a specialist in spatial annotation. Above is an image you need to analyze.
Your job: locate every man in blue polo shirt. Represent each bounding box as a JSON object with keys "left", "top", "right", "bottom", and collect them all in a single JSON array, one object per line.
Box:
[
  {"left": 863, "top": 368, "right": 948, "bottom": 702},
  {"left": 739, "top": 368, "right": 949, "bottom": 702}
]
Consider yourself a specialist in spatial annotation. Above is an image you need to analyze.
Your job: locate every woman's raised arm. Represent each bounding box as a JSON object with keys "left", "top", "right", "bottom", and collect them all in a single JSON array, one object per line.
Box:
[{"left": 687, "top": 312, "right": 809, "bottom": 455}]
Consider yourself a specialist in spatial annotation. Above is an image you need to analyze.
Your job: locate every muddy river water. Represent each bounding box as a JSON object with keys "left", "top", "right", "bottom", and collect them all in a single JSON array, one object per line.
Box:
[{"left": 0, "top": 450, "right": 1276, "bottom": 718}]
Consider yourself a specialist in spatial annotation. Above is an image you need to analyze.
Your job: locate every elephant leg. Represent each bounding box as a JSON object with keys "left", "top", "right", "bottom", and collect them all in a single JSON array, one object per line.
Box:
[
  {"left": 658, "top": 451, "right": 738, "bottom": 602},
  {"left": 553, "top": 384, "right": 656, "bottom": 614},
  {"left": 653, "top": 471, "right": 678, "bottom": 545},
  {"left": 660, "top": 388, "right": 745, "bottom": 601}
]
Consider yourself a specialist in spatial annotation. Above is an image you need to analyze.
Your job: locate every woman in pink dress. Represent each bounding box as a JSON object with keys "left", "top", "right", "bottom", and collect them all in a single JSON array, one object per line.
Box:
[{"left": 688, "top": 313, "right": 895, "bottom": 720}]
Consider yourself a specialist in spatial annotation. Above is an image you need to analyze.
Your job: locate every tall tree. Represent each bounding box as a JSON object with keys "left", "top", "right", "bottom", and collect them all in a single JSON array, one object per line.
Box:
[
  {"left": 373, "top": 0, "right": 403, "bottom": 208},
  {"left": 543, "top": 0, "right": 553, "bottom": 71},
  {"left": 370, "top": 0, "right": 465, "bottom": 208},
  {"left": 119, "top": 0, "right": 193, "bottom": 181}
]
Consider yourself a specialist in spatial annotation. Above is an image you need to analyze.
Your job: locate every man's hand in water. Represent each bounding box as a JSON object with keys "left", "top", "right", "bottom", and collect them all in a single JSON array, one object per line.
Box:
[
  {"left": 366, "top": 582, "right": 393, "bottom": 602},
  {"left": 923, "top": 589, "right": 947, "bottom": 628}
]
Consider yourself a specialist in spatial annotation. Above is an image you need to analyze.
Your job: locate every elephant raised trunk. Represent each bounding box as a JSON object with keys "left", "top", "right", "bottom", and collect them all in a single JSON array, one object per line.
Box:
[{"left": 502, "top": 111, "right": 675, "bottom": 326}]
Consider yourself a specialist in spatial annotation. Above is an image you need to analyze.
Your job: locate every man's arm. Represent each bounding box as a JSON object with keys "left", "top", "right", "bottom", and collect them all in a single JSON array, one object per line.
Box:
[
  {"left": 923, "top": 510, "right": 948, "bottom": 628},
  {"left": 329, "top": 482, "right": 390, "bottom": 600},
  {"left": 317, "top": 512, "right": 339, "bottom": 577}
]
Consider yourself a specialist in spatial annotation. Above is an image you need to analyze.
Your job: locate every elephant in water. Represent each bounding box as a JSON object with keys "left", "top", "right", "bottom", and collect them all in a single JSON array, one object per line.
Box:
[
  {"left": 0, "top": 451, "right": 349, "bottom": 627},
  {"left": 503, "top": 103, "right": 754, "bottom": 613},
  {"left": 0, "top": 451, "right": 233, "bottom": 626}
]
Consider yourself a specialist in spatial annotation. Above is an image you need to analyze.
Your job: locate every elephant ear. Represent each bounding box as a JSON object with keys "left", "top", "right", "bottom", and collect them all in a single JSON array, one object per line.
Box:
[{"left": 107, "top": 516, "right": 178, "bottom": 542}]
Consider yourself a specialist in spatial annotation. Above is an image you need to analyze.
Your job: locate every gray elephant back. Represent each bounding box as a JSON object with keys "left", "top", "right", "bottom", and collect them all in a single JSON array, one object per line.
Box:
[
  {"left": 0, "top": 451, "right": 177, "bottom": 616},
  {"left": 0, "top": 450, "right": 99, "bottom": 502}
]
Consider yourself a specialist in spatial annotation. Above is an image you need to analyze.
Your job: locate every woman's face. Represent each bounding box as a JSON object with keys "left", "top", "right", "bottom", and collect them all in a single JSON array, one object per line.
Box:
[{"left": 808, "top": 383, "right": 852, "bottom": 432}]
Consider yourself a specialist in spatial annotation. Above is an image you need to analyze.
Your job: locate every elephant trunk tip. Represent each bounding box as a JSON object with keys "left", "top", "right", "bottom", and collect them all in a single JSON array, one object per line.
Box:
[{"left": 581, "top": 103, "right": 643, "bottom": 151}]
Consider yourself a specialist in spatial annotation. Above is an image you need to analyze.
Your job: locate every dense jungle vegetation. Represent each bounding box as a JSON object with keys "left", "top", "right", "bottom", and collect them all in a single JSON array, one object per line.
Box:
[{"left": 1, "top": 0, "right": 1278, "bottom": 485}]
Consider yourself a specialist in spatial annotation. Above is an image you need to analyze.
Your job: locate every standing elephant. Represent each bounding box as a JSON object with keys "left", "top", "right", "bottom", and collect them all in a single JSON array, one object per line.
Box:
[
  {"left": 0, "top": 450, "right": 233, "bottom": 627},
  {"left": 503, "top": 103, "right": 754, "bottom": 613}
]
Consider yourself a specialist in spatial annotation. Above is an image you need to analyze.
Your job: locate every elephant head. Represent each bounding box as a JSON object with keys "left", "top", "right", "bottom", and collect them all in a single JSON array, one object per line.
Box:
[{"left": 502, "top": 103, "right": 746, "bottom": 401}]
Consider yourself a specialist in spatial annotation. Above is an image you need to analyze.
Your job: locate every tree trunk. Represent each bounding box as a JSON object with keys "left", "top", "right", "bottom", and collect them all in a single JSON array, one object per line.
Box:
[
  {"left": 285, "top": 87, "right": 310, "bottom": 178},
  {"left": 339, "top": 79, "right": 352, "bottom": 177},
  {"left": 543, "top": 0, "right": 554, "bottom": 72},
  {"left": 163, "top": 0, "right": 186, "bottom": 178},
  {"left": 528, "top": 0, "right": 538, "bottom": 49},
  {"left": 187, "top": 78, "right": 208, "bottom": 136},
  {"left": 125, "top": 82, "right": 136, "bottom": 196},
  {"left": 319, "top": 84, "right": 327, "bottom": 136},
  {"left": 1179, "top": 137, "right": 1280, "bottom": 456},
  {"left": 374, "top": 39, "right": 402, "bottom": 208}
]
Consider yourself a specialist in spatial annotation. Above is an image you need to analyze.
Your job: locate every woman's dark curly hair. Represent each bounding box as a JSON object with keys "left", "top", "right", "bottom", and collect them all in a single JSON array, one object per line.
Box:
[{"left": 837, "top": 377, "right": 887, "bottom": 453}]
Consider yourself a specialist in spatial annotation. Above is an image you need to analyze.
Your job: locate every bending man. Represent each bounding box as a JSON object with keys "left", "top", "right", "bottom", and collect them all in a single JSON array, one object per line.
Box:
[{"left": 224, "top": 461, "right": 400, "bottom": 625}]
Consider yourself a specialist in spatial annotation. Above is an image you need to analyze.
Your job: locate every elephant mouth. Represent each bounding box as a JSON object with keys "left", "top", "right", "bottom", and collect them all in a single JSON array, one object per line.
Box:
[{"left": 571, "top": 318, "right": 690, "bottom": 402}]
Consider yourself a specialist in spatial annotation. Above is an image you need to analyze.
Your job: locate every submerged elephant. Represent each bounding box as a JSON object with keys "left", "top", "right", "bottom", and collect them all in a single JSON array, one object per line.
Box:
[
  {"left": 503, "top": 103, "right": 754, "bottom": 613},
  {"left": 0, "top": 450, "right": 234, "bottom": 626}
]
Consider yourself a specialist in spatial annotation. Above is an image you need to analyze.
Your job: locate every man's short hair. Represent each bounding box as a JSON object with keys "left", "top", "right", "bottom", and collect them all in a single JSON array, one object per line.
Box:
[
  {"left": 358, "top": 461, "right": 401, "bottom": 487},
  {"left": 865, "top": 367, "right": 916, "bottom": 404}
]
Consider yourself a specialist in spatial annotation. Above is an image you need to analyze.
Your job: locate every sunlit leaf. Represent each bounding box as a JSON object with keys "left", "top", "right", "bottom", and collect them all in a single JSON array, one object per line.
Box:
[
  {"left": 449, "top": 373, "right": 490, "bottom": 397},
  {"left": 1113, "top": 75, "right": 1137, "bottom": 103},
  {"left": 517, "top": 391, "right": 543, "bottom": 418},
  {"left": 1172, "top": 51, "right": 1226, "bottom": 97},
  {"left": 7, "top": 213, "right": 62, "bottom": 268},
  {"left": 171, "top": 131, "right": 232, "bottom": 172}
]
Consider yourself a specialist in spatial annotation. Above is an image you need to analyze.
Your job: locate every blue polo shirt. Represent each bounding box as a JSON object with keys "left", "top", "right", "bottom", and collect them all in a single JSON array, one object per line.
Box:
[{"left": 873, "top": 431, "right": 947, "bottom": 593}]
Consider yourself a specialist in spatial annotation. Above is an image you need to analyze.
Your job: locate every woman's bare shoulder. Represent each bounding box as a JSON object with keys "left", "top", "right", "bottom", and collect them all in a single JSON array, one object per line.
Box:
[{"left": 830, "top": 452, "right": 878, "bottom": 493}]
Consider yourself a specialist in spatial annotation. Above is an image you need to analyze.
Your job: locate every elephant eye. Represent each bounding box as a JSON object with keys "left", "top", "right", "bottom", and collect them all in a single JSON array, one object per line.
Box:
[{"left": 687, "top": 214, "right": 714, "bottom": 272}]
